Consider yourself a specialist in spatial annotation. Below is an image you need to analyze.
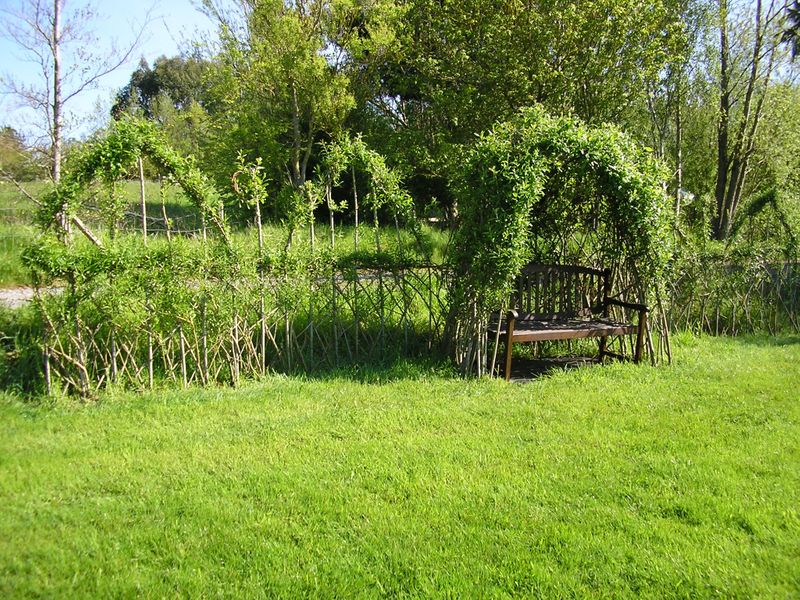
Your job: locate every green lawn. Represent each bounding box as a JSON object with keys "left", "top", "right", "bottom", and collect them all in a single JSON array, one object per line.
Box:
[{"left": 1, "top": 334, "right": 798, "bottom": 597}]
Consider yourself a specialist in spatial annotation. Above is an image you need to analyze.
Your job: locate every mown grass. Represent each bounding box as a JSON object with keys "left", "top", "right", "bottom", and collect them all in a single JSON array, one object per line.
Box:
[{"left": 1, "top": 334, "right": 798, "bottom": 597}]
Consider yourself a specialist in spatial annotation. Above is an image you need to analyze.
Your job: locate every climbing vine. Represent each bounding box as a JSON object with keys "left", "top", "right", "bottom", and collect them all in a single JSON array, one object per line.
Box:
[{"left": 23, "top": 122, "right": 445, "bottom": 397}]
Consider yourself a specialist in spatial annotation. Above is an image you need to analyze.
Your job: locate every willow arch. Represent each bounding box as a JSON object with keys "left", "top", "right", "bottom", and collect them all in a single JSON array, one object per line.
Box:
[
  {"left": 38, "top": 117, "right": 228, "bottom": 245},
  {"left": 448, "top": 106, "right": 672, "bottom": 373},
  {"left": 314, "top": 134, "right": 417, "bottom": 251}
]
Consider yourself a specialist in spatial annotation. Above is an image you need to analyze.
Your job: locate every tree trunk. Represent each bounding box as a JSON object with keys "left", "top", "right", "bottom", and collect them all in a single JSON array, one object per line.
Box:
[
  {"left": 713, "top": 0, "right": 731, "bottom": 240},
  {"left": 52, "top": 0, "right": 70, "bottom": 238},
  {"left": 291, "top": 81, "right": 303, "bottom": 187},
  {"left": 712, "top": 0, "right": 774, "bottom": 241},
  {"left": 52, "top": 0, "right": 62, "bottom": 184},
  {"left": 352, "top": 166, "right": 359, "bottom": 251}
]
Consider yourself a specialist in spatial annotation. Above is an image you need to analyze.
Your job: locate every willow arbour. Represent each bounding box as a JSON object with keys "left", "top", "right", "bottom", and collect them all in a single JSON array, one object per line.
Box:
[{"left": 447, "top": 106, "right": 673, "bottom": 374}]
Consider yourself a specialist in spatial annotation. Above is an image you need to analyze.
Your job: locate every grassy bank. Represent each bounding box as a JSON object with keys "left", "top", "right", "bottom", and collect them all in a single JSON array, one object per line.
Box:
[{"left": 1, "top": 334, "right": 798, "bottom": 597}]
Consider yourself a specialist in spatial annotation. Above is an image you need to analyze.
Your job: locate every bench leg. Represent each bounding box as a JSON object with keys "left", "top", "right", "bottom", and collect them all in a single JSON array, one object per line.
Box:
[
  {"left": 504, "top": 317, "right": 516, "bottom": 382},
  {"left": 598, "top": 336, "right": 607, "bottom": 362},
  {"left": 634, "top": 311, "right": 647, "bottom": 364}
]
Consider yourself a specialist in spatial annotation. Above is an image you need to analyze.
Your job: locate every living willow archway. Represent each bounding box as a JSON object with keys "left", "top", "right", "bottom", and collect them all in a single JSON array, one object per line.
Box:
[
  {"left": 37, "top": 116, "right": 228, "bottom": 246},
  {"left": 314, "top": 134, "right": 418, "bottom": 252},
  {"left": 448, "top": 106, "right": 672, "bottom": 373},
  {"left": 26, "top": 117, "right": 232, "bottom": 397}
]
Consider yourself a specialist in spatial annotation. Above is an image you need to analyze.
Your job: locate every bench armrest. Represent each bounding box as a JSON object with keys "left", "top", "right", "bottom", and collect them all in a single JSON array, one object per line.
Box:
[
  {"left": 604, "top": 298, "right": 649, "bottom": 313},
  {"left": 507, "top": 309, "right": 520, "bottom": 320}
]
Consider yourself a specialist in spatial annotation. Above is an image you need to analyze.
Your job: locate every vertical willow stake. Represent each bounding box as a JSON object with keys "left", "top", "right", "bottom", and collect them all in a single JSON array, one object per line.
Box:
[
  {"left": 232, "top": 290, "right": 240, "bottom": 387},
  {"left": 395, "top": 214, "right": 402, "bottom": 249},
  {"left": 201, "top": 298, "right": 209, "bottom": 383},
  {"left": 375, "top": 204, "right": 385, "bottom": 351},
  {"left": 43, "top": 319, "right": 52, "bottom": 396},
  {"left": 111, "top": 327, "right": 118, "bottom": 382},
  {"left": 138, "top": 157, "right": 147, "bottom": 245},
  {"left": 328, "top": 183, "right": 339, "bottom": 364},
  {"left": 147, "top": 328, "right": 154, "bottom": 389},
  {"left": 352, "top": 165, "right": 359, "bottom": 252},
  {"left": 374, "top": 205, "right": 381, "bottom": 253},
  {"left": 179, "top": 323, "right": 188, "bottom": 388},
  {"left": 309, "top": 189, "right": 316, "bottom": 252},
  {"left": 255, "top": 195, "right": 266, "bottom": 374},
  {"left": 160, "top": 177, "right": 171, "bottom": 242},
  {"left": 327, "top": 184, "right": 335, "bottom": 249}
]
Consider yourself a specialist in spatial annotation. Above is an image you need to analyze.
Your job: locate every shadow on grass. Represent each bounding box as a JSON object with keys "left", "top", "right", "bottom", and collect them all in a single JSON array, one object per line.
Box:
[
  {"left": 502, "top": 356, "right": 602, "bottom": 383},
  {"left": 6, "top": 322, "right": 799, "bottom": 400},
  {"left": 290, "top": 356, "right": 457, "bottom": 384},
  {"left": 0, "top": 305, "right": 45, "bottom": 397},
  {"left": 732, "top": 333, "right": 800, "bottom": 347}
]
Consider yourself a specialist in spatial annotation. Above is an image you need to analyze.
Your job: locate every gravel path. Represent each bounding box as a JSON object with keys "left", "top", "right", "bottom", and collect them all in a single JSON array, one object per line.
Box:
[{"left": 0, "top": 287, "right": 36, "bottom": 309}]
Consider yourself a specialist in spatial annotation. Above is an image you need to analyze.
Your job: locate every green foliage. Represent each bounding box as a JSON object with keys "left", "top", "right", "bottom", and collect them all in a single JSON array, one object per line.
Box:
[
  {"left": 112, "top": 55, "right": 212, "bottom": 120},
  {"left": 448, "top": 106, "right": 671, "bottom": 367},
  {"left": 0, "top": 127, "right": 43, "bottom": 181},
  {"left": 232, "top": 153, "right": 269, "bottom": 212},
  {"left": 316, "top": 134, "right": 417, "bottom": 226},
  {"left": 201, "top": 0, "right": 355, "bottom": 198},
  {"left": 346, "top": 0, "right": 689, "bottom": 211},
  {"left": 667, "top": 232, "right": 800, "bottom": 335},
  {"left": 0, "top": 305, "right": 43, "bottom": 394}
]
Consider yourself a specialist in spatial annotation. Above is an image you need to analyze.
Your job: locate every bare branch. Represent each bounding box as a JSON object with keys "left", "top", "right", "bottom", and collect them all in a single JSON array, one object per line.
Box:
[{"left": 0, "top": 169, "right": 42, "bottom": 207}]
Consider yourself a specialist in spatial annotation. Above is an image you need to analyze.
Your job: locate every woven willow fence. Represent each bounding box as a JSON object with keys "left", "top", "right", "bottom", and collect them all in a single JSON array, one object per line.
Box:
[
  {"left": 37, "top": 263, "right": 450, "bottom": 395},
  {"left": 666, "top": 259, "right": 800, "bottom": 335}
]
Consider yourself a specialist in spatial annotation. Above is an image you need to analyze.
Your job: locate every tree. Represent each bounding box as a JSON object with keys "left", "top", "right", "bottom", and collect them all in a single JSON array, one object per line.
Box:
[
  {"left": 112, "top": 54, "right": 212, "bottom": 119},
  {"left": 112, "top": 54, "right": 212, "bottom": 158},
  {"left": 201, "top": 0, "right": 354, "bottom": 199},
  {"left": 344, "top": 0, "right": 691, "bottom": 220},
  {"left": 784, "top": 0, "right": 800, "bottom": 57},
  {"left": 634, "top": 0, "right": 711, "bottom": 218},
  {"left": 0, "top": 0, "right": 150, "bottom": 183},
  {"left": 712, "top": 0, "right": 788, "bottom": 240},
  {"left": 0, "top": 126, "right": 43, "bottom": 180}
]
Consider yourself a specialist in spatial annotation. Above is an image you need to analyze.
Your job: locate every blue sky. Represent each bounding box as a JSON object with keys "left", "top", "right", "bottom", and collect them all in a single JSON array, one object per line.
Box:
[{"left": 0, "top": 0, "right": 218, "bottom": 142}]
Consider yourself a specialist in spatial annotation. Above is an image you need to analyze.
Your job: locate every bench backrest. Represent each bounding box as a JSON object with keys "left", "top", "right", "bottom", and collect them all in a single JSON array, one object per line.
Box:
[{"left": 509, "top": 263, "right": 610, "bottom": 321}]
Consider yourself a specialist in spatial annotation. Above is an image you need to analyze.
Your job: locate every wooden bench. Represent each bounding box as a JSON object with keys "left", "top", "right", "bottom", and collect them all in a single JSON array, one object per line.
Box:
[{"left": 487, "top": 263, "right": 648, "bottom": 380}]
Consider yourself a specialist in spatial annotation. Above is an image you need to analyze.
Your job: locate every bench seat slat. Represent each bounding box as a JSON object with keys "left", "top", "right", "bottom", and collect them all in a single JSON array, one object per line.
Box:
[{"left": 488, "top": 318, "right": 637, "bottom": 342}]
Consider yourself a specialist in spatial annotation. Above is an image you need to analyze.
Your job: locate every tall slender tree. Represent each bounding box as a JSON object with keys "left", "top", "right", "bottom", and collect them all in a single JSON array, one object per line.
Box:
[
  {"left": 712, "top": 0, "right": 787, "bottom": 240},
  {"left": 1, "top": 0, "right": 150, "bottom": 183},
  {"left": 201, "top": 0, "right": 355, "bottom": 194},
  {"left": 784, "top": 0, "right": 800, "bottom": 57}
]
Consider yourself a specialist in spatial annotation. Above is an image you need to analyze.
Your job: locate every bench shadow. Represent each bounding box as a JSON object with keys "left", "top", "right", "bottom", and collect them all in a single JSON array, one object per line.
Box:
[{"left": 503, "top": 356, "right": 601, "bottom": 383}]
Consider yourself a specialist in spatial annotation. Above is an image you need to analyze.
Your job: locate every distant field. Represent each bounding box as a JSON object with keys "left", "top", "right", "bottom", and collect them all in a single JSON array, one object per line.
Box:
[
  {"left": 0, "top": 181, "right": 44, "bottom": 287},
  {"left": 0, "top": 180, "right": 182, "bottom": 287},
  {"left": 1, "top": 334, "right": 798, "bottom": 597},
  {"left": 0, "top": 180, "right": 449, "bottom": 288}
]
